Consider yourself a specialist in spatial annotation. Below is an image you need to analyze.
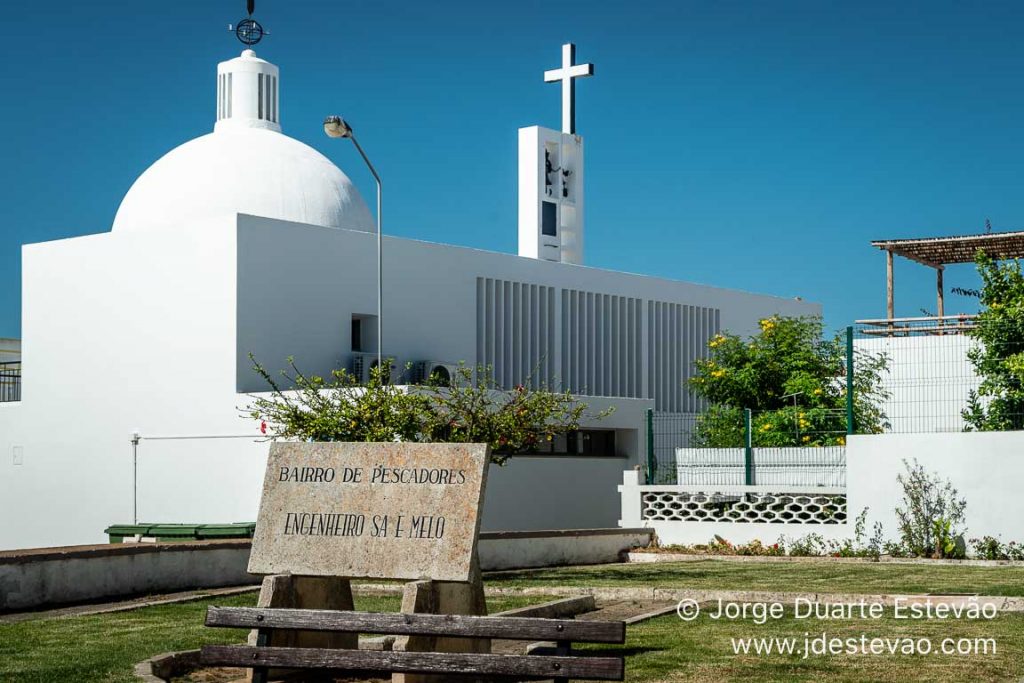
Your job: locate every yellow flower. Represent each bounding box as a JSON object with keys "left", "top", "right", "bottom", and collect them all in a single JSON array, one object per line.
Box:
[
  {"left": 709, "top": 334, "right": 726, "bottom": 348},
  {"left": 813, "top": 388, "right": 823, "bottom": 396},
  {"left": 836, "top": 436, "right": 846, "bottom": 446},
  {"left": 761, "top": 423, "right": 772, "bottom": 432},
  {"left": 802, "top": 435, "right": 811, "bottom": 443},
  {"left": 711, "top": 369, "right": 726, "bottom": 379}
]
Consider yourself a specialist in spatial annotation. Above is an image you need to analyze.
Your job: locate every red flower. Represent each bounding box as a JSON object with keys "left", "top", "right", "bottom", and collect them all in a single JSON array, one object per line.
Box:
[
  {"left": 260, "top": 420, "right": 267, "bottom": 435},
  {"left": 772, "top": 543, "right": 779, "bottom": 550}
]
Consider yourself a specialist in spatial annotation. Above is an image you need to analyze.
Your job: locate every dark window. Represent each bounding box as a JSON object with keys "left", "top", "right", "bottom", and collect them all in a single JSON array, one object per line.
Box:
[
  {"left": 351, "top": 318, "right": 362, "bottom": 352},
  {"left": 542, "top": 201, "right": 557, "bottom": 236},
  {"left": 508, "top": 429, "right": 617, "bottom": 457}
]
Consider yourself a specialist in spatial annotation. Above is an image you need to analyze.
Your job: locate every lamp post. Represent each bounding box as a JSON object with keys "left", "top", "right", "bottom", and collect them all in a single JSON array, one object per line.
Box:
[{"left": 323, "top": 116, "right": 382, "bottom": 373}]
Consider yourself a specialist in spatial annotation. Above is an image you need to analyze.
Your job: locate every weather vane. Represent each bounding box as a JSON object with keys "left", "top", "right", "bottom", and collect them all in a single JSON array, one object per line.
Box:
[{"left": 229, "top": 0, "right": 267, "bottom": 47}]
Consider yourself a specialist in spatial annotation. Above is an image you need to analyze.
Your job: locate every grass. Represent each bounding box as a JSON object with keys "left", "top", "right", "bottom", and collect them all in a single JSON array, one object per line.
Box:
[
  {"left": 6, "top": 559, "right": 1024, "bottom": 682},
  {"left": 591, "top": 608, "right": 1024, "bottom": 682},
  {"left": 0, "top": 591, "right": 546, "bottom": 683},
  {"left": 489, "top": 559, "right": 1024, "bottom": 597}
]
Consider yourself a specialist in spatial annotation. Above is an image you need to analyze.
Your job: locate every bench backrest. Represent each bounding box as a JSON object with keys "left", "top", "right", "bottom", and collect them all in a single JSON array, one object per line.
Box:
[{"left": 201, "top": 606, "right": 625, "bottom": 681}]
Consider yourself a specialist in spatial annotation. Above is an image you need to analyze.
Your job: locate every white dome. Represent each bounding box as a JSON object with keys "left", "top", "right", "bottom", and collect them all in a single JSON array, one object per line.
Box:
[{"left": 113, "top": 127, "right": 374, "bottom": 233}]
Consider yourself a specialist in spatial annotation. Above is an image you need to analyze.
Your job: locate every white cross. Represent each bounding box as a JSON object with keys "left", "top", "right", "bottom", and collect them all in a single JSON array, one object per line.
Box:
[{"left": 544, "top": 43, "right": 594, "bottom": 135}]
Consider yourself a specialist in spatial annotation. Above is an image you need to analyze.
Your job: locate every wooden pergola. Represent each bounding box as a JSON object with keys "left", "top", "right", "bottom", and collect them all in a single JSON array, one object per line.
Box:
[{"left": 871, "top": 230, "right": 1024, "bottom": 319}]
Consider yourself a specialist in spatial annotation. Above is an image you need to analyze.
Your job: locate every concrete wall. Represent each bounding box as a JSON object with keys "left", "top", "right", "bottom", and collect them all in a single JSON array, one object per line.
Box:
[
  {"left": 0, "top": 529, "right": 654, "bottom": 612},
  {"left": 618, "top": 470, "right": 851, "bottom": 546},
  {"left": 483, "top": 454, "right": 634, "bottom": 532},
  {"left": 478, "top": 528, "right": 652, "bottom": 571},
  {"left": 619, "top": 431, "right": 1024, "bottom": 547},
  {"left": 0, "top": 541, "right": 255, "bottom": 612},
  {"left": 847, "top": 431, "right": 1024, "bottom": 543}
]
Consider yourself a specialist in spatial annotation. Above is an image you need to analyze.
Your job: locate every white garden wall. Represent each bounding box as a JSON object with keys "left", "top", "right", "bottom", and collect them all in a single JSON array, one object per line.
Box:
[
  {"left": 620, "top": 431, "right": 1024, "bottom": 548},
  {"left": 846, "top": 431, "right": 1024, "bottom": 543}
]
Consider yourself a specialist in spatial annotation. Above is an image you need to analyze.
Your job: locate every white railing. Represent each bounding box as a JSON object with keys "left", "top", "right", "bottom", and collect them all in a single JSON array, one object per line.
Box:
[{"left": 675, "top": 446, "right": 846, "bottom": 487}]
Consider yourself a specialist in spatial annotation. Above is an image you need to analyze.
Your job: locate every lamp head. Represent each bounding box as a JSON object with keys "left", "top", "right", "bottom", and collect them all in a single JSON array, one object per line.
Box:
[{"left": 323, "top": 115, "right": 353, "bottom": 139}]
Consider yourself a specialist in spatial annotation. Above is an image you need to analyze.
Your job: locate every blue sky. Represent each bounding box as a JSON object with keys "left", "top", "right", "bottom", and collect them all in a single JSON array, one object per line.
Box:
[{"left": 2, "top": 0, "right": 1023, "bottom": 338}]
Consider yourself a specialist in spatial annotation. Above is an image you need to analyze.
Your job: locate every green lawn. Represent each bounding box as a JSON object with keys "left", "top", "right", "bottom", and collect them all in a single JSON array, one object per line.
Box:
[
  {"left": 5, "top": 559, "right": 1024, "bottom": 683},
  {"left": 598, "top": 608, "right": 1024, "bottom": 682},
  {"left": 489, "top": 559, "right": 1024, "bottom": 597},
  {"left": 0, "top": 592, "right": 545, "bottom": 683}
]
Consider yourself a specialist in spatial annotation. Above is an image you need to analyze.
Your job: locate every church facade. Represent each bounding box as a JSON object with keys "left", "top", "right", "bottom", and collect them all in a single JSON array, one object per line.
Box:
[{"left": 0, "top": 46, "right": 817, "bottom": 551}]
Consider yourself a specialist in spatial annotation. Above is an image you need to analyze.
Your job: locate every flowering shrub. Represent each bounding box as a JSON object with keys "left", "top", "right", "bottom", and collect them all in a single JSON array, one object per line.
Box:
[
  {"left": 690, "top": 316, "right": 888, "bottom": 447},
  {"left": 646, "top": 535, "right": 784, "bottom": 556},
  {"left": 246, "top": 356, "right": 609, "bottom": 465},
  {"left": 970, "top": 536, "right": 1024, "bottom": 561},
  {"left": 780, "top": 510, "right": 884, "bottom": 559}
]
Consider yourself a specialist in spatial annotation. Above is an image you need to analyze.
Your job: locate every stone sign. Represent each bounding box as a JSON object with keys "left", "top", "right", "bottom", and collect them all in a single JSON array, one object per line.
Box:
[{"left": 248, "top": 442, "right": 490, "bottom": 582}]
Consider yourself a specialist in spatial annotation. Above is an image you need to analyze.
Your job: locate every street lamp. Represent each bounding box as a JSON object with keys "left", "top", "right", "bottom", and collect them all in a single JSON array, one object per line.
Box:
[{"left": 323, "top": 115, "right": 383, "bottom": 376}]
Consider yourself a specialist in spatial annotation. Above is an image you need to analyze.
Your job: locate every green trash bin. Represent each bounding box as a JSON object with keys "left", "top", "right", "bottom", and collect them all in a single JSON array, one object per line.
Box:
[
  {"left": 104, "top": 524, "right": 154, "bottom": 543},
  {"left": 145, "top": 524, "right": 203, "bottom": 542},
  {"left": 195, "top": 522, "right": 257, "bottom": 540}
]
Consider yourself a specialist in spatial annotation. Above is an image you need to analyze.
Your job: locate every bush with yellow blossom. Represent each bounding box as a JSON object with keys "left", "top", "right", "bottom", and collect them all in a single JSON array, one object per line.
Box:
[{"left": 690, "top": 316, "right": 888, "bottom": 447}]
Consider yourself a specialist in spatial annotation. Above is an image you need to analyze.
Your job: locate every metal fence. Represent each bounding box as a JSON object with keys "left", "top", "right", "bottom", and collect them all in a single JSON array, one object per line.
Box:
[
  {"left": 855, "top": 315, "right": 1023, "bottom": 433},
  {"left": 0, "top": 361, "right": 19, "bottom": 402},
  {"left": 646, "top": 410, "right": 848, "bottom": 485}
]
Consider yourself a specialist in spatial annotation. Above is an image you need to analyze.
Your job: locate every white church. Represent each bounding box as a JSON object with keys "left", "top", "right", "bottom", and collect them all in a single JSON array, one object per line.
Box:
[{"left": 0, "top": 35, "right": 817, "bottom": 551}]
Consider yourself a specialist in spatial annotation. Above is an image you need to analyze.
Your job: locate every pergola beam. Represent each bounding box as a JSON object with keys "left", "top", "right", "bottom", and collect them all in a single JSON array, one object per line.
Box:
[{"left": 872, "top": 230, "right": 1024, "bottom": 321}]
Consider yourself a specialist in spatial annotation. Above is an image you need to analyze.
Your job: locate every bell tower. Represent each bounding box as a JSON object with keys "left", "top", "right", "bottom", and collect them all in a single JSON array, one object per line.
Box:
[{"left": 518, "top": 43, "right": 593, "bottom": 266}]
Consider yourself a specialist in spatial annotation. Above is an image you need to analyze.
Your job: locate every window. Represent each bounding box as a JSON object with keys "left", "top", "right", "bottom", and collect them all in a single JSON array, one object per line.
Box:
[
  {"left": 351, "top": 317, "right": 362, "bottom": 352},
  {"left": 512, "top": 430, "right": 617, "bottom": 457},
  {"left": 542, "top": 201, "right": 557, "bottom": 236}
]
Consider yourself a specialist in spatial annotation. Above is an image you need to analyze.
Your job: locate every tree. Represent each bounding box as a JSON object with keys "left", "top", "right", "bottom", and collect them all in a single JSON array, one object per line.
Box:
[
  {"left": 246, "top": 357, "right": 609, "bottom": 465},
  {"left": 688, "top": 316, "right": 888, "bottom": 447},
  {"left": 963, "top": 252, "right": 1024, "bottom": 431}
]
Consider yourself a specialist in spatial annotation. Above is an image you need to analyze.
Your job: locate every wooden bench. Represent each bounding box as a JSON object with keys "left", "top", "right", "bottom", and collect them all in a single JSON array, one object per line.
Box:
[{"left": 200, "top": 606, "right": 626, "bottom": 681}]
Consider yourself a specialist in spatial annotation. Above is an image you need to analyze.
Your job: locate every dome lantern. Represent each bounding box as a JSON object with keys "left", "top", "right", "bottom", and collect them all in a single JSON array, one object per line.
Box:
[{"left": 216, "top": 49, "right": 280, "bottom": 132}]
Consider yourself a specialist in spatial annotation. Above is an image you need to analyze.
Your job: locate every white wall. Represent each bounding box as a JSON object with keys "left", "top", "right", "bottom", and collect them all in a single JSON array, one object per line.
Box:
[
  {"left": 847, "top": 432, "right": 1024, "bottom": 543},
  {"left": 619, "top": 431, "right": 1024, "bottom": 548},
  {"left": 235, "top": 215, "right": 819, "bottom": 397},
  {"left": 0, "top": 217, "right": 240, "bottom": 551}
]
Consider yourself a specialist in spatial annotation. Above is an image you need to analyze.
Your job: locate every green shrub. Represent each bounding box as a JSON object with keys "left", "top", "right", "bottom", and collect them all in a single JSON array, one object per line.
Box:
[
  {"left": 246, "top": 356, "right": 609, "bottom": 465},
  {"left": 894, "top": 459, "right": 967, "bottom": 558},
  {"left": 689, "top": 315, "right": 888, "bottom": 446},
  {"left": 962, "top": 252, "right": 1024, "bottom": 431}
]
